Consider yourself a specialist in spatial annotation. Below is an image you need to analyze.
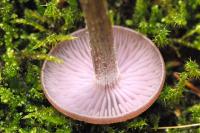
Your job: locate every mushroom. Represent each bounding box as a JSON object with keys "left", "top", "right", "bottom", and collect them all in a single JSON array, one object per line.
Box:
[{"left": 41, "top": 0, "right": 165, "bottom": 124}]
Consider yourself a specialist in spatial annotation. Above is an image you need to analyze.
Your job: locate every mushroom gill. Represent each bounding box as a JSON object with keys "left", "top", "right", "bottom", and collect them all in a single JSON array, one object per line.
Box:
[{"left": 41, "top": 26, "right": 165, "bottom": 124}]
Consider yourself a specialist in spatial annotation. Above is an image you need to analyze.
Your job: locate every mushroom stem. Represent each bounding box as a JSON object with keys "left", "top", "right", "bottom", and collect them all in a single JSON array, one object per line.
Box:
[{"left": 80, "top": 0, "right": 119, "bottom": 87}]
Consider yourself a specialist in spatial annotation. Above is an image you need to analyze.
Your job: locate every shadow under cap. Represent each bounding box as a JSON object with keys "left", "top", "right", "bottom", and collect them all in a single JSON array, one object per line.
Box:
[{"left": 41, "top": 26, "right": 166, "bottom": 124}]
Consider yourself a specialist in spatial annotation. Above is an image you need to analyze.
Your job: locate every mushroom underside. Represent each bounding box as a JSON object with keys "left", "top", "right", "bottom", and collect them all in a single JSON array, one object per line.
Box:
[{"left": 42, "top": 26, "right": 165, "bottom": 124}]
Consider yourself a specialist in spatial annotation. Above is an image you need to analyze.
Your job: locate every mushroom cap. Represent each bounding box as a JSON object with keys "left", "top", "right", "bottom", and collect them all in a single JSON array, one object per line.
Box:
[{"left": 41, "top": 26, "right": 165, "bottom": 124}]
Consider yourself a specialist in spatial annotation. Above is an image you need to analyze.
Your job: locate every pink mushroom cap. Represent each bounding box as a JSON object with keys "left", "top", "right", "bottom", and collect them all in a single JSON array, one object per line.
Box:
[{"left": 41, "top": 26, "right": 165, "bottom": 124}]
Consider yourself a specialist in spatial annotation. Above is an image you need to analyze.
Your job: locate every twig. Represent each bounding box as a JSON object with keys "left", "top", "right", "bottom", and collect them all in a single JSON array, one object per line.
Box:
[
  {"left": 173, "top": 72, "right": 200, "bottom": 97},
  {"left": 155, "top": 123, "right": 200, "bottom": 130},
  {"left": 166, "top": 61, "right": 181, "bottom": 69}
]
